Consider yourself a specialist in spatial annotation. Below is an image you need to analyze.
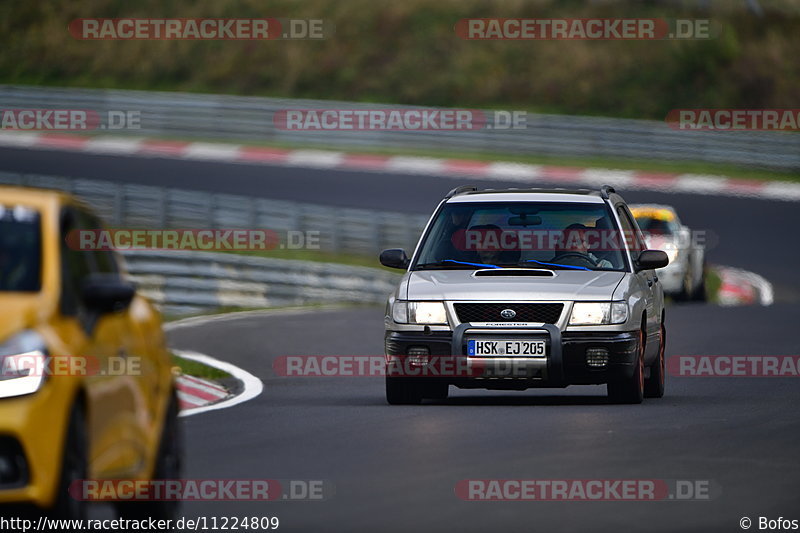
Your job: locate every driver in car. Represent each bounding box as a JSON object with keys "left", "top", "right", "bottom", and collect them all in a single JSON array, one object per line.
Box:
[{"left": 553, "top": 223, "right": 613, "bottom": 269}]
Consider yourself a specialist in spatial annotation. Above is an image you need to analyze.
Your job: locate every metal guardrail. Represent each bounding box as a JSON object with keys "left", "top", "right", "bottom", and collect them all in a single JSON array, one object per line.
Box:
[
  {"left": 1, "top": 85, "right": 798, "bottom": 171},
  {"left": 122, "top": 250, "right": 400, "bottom": 315},
  {"left": 0, "top": 171, "right": 428, "bottom": 256}
]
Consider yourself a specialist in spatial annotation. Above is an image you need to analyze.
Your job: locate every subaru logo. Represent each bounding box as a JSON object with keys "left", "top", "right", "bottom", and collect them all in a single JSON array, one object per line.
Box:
[{"left": 500, "top": 309, "right": 516, "bottom": 319}]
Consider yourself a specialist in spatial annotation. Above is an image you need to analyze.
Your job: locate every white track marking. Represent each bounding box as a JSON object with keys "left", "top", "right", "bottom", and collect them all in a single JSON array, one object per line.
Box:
[
  {"left": 386, "top": 156, "right": 446, "bottom": 175},
  {"left": 286, "top": 149, "right": 344, "bottom": 168},
  {"left": 173, "top": 349, "right": 263, "bottom": 417},
  {"left": 485, "top": 162, "right": 543, "bottom": 182},
  {"left": 0, "top": 131, "right": 41, "bottom": 147},
  {"left": 183, "top": 143, "right": 242, "bottom": 160},
  {"left": 166, "top": 307, "right": 341, "bottom": 416},
  {"left": 84, "top": 137, "right": 143, "bottom": 154}
]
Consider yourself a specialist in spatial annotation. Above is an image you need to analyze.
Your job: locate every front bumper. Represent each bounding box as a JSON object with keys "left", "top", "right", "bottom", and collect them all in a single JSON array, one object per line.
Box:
[
  {"left": 385, "top": 325, "right": 640, "bottom": 389},
  {"left": 0, "top": 381, "right": 73, "bottom": 508}
]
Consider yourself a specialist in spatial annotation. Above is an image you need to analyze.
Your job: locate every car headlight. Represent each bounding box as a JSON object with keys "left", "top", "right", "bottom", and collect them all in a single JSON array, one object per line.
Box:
[
  {"left": 0, "top": 330, "right": 48, "bottom": 399},
  {"left": 392, "top": 301, "right": 448, "bottom": 325},
  {"left": 569, "top": 302, "right": 628, "bottom": 326}
]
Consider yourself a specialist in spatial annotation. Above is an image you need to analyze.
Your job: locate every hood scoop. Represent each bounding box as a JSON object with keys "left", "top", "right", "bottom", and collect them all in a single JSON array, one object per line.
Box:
[{"left": 473, "top": 268, "right": 555, "bottom": 277}]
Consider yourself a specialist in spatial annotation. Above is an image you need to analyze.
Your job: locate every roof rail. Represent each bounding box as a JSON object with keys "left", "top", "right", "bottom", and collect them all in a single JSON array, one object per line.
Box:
[
  {"left": 600, "top": 185, "right": 616, "bottom": 199},
  {"left": 445, "top": 185, "right": 478, "bottom": 199}
]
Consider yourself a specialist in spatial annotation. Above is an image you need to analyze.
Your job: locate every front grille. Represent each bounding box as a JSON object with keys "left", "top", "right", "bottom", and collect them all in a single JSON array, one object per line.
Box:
[{"left": 454, "top": 303, "right": 563, "bottom": 324}]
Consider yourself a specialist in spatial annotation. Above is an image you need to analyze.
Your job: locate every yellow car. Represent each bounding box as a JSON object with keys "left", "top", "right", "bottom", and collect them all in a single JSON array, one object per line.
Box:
[{"left": 0, "top": 186, "right": 179, "bottom": 519}]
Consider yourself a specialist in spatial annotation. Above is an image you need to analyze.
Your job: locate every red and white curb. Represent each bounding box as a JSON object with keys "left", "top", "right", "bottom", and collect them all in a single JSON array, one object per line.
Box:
[
  {"left": 175, "top": 373, "right": 229, "bottom": 411},
  {"left": 170, "top": 348, "right": 263, "bottom": 418},
  {"left": 1, "top": 131, "right": 799, "bottom": 202},
  {"left": 714, "top": 265, "right": 774, "bottom": 307}
]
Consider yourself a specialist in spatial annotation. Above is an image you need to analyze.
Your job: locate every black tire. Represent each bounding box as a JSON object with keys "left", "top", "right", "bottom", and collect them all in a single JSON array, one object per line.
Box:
[
  {"left": 675, "top": 271, "right": 693, "bottom": 302},
  {"left": 691, "top": 267, "right": 708, "bottom": 302},
  {"left": 117, "top": 394, "right": 182, "bottom": 520},
  {"left": 644, "top": 321, "right": 666, "bottom": 398},
  {"left": 50, "top": 403, "right": 89, "bottom": 519},
  {"left": 607, "top": 330, "right": 645, "bottom": 404},
  {"left": 386, "top": 376, "right": 422, "bottom": 405}
]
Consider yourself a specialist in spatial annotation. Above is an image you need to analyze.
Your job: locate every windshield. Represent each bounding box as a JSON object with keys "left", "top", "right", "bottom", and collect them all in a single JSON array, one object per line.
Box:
[
  {"left": 413, "top": 201, "right": 629, "bottom": 272},
  {"left": 0, "top": 204, "right": 42, "bottom": 292},
  {"left": 635, "top": 216, "right": 680, "bottom": 236}
]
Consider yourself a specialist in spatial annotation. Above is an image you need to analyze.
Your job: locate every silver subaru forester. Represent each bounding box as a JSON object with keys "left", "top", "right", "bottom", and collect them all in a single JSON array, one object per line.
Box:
[{"left": 380, "top": 185, "right": 669, "bottom": 405}]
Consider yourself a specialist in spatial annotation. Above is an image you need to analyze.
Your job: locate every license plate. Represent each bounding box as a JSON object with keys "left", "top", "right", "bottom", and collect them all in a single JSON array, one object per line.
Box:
[{"left": 468, "top": 339, "right": 546, "bottom": 357}]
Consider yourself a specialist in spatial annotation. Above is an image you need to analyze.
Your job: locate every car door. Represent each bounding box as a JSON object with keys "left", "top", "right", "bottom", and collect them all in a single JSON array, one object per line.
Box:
[
  {"left": 615, "top": 205, "right": 660, "bottom": 346},
  {"left": 82, "top": 210, "right": 158, "bottom": 477},
  {"left": 58, "top": 206, "right": 141, "bottom": 478}
]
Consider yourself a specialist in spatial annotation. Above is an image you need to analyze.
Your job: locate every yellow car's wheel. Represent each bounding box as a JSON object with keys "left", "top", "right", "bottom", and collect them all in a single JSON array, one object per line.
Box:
[
  {"left": 116, "top": 394, "right": 181, "bottom": 520},
  {"left": 50, "top": 403, "right": 88, "bottom": 519}
]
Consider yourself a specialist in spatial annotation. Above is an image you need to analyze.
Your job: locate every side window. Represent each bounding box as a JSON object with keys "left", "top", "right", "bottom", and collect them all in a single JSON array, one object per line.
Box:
[
  {"left": 616, "top": 206, "right": 646, "bottom": 256},
  {"left": 59, "top": 208, "right": 93, "bottom": 316},
  {"left": 81, "top": 211, "right": 120, "bottom": 276},
  {"left": 59, "top": 207, "right": 122, "bottom": 316}
]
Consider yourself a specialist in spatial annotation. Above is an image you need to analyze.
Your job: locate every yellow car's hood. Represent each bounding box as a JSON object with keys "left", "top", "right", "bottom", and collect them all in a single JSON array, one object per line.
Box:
[{"left": 0, "top": 294, "right": 41, "bottom": 343}]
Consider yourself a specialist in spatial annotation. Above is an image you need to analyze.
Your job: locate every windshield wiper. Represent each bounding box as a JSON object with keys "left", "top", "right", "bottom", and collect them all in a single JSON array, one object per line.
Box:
[
  {"left": 522, "top": 259, "right": 591, "bottom": 271},
  {"left": 416, "top": 259, "right": 501, "bottom": 270}
]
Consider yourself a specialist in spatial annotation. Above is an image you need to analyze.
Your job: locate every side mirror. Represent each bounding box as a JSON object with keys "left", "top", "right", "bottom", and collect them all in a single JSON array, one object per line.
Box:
[
  {"left": 379, "top": 249, "right": 410, "bottom": 269},
  {"left": 81, "top": 274, "right": 136, "bottom": 314},
  {"left": 636, "top": 250, "right": 669, "bottom": 271}
]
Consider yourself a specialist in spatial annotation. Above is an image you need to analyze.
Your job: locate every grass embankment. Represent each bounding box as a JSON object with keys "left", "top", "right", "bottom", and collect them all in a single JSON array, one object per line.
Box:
[{"left": 2, "top": 0, "right": 798, "bottom": 120}]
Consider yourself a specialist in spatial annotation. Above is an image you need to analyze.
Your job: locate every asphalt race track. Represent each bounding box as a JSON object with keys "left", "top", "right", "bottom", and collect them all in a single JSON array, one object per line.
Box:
[
  {"left": 163, "top": 302, "right": 799, "bottom": 533},
  {"left": 3, "top": 146, "right": 800, "bottom": 532}
]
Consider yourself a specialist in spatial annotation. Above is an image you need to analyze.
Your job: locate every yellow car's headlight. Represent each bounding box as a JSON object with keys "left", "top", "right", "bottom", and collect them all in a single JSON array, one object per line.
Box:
[
  {"left": 569, "top": 302, "right": 628, "bottom": 326},
  {"left": 0, "top": 330, "right": 48, "bottom": 399},
  {"left": 392, "top": 301, "right": 448, "bottom": 325}
]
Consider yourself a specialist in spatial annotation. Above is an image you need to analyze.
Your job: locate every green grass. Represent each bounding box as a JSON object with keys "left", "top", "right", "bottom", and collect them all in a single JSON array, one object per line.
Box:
[
  {"left": 3, "top": 0, "right": 799, "bottom": 121},
  {"left": 171, "top": 353, "right": 231, "bottom": 380},
  {"left": 705, "top": 268, "right": 723, "bottom": 304}
]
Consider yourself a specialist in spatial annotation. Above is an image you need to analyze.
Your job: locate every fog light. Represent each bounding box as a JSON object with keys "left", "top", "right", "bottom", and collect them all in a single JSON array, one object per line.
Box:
[
  {"left": 407, "top": 346, "right": 430, "bottom": 366},
  {"left": 586, "top": 348, "right": 609, "bottom": 368},
  {"left": 0, "top": 456, "right": 13, "bottom": 482}
]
